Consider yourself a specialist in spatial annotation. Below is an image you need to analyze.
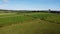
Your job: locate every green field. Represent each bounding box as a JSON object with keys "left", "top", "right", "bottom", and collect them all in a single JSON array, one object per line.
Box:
[{"left": 0, "top": 13, "right": 60, "bottom": 34}]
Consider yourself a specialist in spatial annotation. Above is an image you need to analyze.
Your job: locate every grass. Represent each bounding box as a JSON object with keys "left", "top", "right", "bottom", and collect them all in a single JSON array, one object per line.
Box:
[
  {"left": 0, "top": 15, "right": 33, "bottom": 27},
  {"left": 0, "top": 19, "right": 60, "bottom": 34},
  {"left": 0, "top": 13, "right": 60, "bottom": 34},
  {"left": 31, "top": 13, "right": 60, "bottom": 23}
]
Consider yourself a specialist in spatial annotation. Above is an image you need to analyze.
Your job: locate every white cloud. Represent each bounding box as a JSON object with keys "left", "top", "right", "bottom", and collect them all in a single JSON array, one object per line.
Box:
[
  {"left": 3, "top": 0, "right": 8, "bottom": 3},
  {"left": 0, "top": 4, "right": 7, "bottom": 8},
  {"left": 0, "top": 0, "right": 8, "bottom": 8},
  {"left": 0, "top": 0, "right": 9, "bottom": 8}
]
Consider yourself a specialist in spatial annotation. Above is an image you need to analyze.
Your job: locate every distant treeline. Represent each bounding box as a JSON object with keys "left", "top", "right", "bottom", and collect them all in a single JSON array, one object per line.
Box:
[{"left": 0, "top": 9, "right": 60, "bottom": 13}]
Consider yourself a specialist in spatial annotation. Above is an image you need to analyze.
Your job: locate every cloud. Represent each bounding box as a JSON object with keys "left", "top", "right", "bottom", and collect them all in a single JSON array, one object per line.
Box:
[
  {"left": 0, "top": 4, "right": 7, "bottom": 8},
  {"left": 0, "top": 0, "right": 8, "bottom": 8},
  {"left": 3, "top": 0, "right": 8, "bottom": 3}
]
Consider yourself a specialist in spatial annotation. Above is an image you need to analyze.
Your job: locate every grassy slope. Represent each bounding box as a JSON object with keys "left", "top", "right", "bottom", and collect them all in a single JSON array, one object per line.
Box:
[
  {"left": 31, "top": 13, "right": 60, "bottom": 23},
  {"left": 0, "top": 13, "right": 60, "bottom": 34},
  {"left": 0, "top": 19, "right": 60, "bottom": 34},
  {"left": 0, "top": 16, "right": 33, "bottom": 27}
]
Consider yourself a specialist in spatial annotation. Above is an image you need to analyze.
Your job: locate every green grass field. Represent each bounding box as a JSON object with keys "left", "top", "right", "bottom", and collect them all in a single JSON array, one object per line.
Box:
[{"left": 0, "top": 13, "right": 60, "bottom": 34}]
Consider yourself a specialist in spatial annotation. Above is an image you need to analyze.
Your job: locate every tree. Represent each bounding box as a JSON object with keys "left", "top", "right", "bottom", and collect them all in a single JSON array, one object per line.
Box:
[{"left": 48, "top": 9, "right": 51, "bottom": 13}]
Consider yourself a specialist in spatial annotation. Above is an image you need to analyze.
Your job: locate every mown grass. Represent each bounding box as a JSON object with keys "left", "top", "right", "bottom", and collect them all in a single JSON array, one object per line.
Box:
[
  {"left": 0, "top": 19, "right": 60, "bottom": 34},
  {"left": 31, "top": 13, "right": 60, "bottom": 24},
  {"left": 0, "top": 13, "right": 60, "bottom": 34},
  {"left": 0, "top": 15, "right": 34, "bottom": 27}
]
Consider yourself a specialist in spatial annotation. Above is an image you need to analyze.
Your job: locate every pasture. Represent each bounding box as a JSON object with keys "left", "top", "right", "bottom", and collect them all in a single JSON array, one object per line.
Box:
[{"left": 0, "top": 13, "right": 60, "bottom": 34}]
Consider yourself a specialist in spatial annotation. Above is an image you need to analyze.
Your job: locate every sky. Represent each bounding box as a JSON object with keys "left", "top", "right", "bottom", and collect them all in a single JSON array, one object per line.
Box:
[{"left": 0, "top": 0, "right": 60, "bottom": 10}]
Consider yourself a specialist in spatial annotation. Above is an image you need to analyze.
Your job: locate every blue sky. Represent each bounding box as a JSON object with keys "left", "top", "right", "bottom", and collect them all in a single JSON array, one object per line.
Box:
[{"left": 0, "top": 0, "right": 60, "bottom": 10}]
